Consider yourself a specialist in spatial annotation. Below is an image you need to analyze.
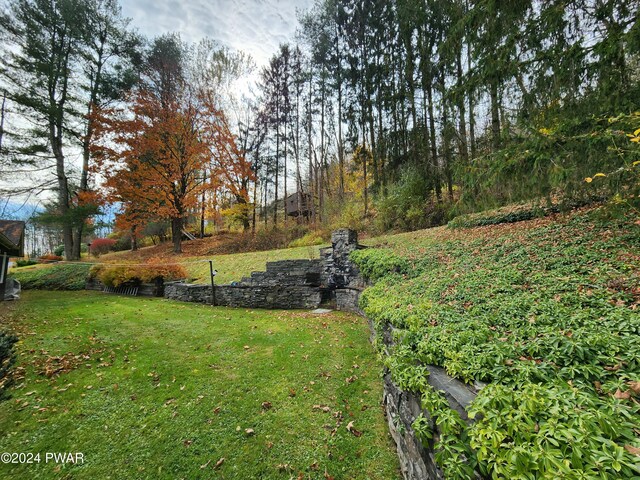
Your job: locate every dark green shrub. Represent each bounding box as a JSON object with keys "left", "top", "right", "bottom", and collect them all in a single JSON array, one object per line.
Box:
[
  {"left": 0, "top": 330, "right": 18, "bottom": 400},
  {"left": 14, "top": 259, "right": 38, "bottom": 268},
  {"left": 374, "top": 164, "right": 451, "bottom": 232},
  {"left": 112, "top": 234, "right": 132, "bottom": 252},
  {"left": 448, "top": 205, "right": 546, "bottom": 229}
]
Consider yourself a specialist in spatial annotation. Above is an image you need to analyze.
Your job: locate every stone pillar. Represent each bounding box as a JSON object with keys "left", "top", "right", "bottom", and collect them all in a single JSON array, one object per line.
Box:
[{"left": 329, "top": 229, "right": 360, "bottom": 289}]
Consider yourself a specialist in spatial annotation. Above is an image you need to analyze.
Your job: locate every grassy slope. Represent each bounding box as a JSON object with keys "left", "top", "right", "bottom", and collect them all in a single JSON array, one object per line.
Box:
[
  {"left": 354, "top": 207, "right": 640, "bottom": 478},
  {"left": 182, "top": 245, "right": 322, "bottom": 284},
  {"left": 0, "top": 292, "right": 399, "bottom": 480},
  {"left": 9, "top": 263, "right": 91, "bottom": 290},
  {"left": 11, "top": 244, "right": 322, "bottom": 287}
]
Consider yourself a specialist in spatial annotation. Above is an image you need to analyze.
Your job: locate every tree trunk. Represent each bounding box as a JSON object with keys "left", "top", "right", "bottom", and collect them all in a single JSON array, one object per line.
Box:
[
  {"left": 73, "top": 226, "right": 83, "bottom": 260},
  {"left": 456, "top": 48, "right": 469, "bottom": 165},
  {"left": 131, "top": 227, "right": 138, "bottom": 251},
  {"left": 200, "top": 170, "right": 206, "bottom": 238},
  {"left": 0, "top": 91, "right": 7, "bottom": 152},
  {"left": 307, "top": 69, "right": 316, "bottom": 225},
  {"left": 283, "top": 121, "right": 288, "bottom": 227},
  {"left": 274, "top": 106, "right": 280, "bottom": 227},
  {"left": 52, "top": 123, "right": 74, "bottom": 260},
  {"left": 426, "top": 81, "right": 442, "bottom": 202},
  {"left": 171, "top": 217, "right": 183, "bottom": 254},
  {"left": 236, "top": 195, "right": 250, "bottom": 231},
  {"left": 252, "top": 173, "right": 258, "bottom": 234},
  {"left": 490, "top": 78, "right": 501, "bottom": 150}
]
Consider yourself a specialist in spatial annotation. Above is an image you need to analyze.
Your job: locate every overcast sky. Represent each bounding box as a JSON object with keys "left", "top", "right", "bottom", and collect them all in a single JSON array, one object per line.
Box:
[{"left": 120, "top": 0, "right": 315, "bottom": 68}]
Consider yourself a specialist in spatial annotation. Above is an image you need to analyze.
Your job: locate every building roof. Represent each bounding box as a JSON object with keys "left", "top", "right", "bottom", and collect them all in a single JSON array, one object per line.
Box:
[{"left": 0, "top": 220, "right": 25, "bottom": 256}]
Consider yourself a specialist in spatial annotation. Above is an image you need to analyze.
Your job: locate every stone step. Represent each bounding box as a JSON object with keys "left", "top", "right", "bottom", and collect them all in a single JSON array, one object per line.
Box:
[
  {"left": 265, "top": 259, "right": 322, "bottom": 273},
  {"left": 248, "top": 270, "right": 321, "bottom": 286}
]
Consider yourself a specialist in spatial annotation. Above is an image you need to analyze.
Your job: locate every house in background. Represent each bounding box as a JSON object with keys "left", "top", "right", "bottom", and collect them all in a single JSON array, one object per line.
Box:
[
  {"left": 285, "top": 192, "right": 313, "bottom": 219},
  {"left": 0, "top": 220, "right": 25, "bottom": 301}
]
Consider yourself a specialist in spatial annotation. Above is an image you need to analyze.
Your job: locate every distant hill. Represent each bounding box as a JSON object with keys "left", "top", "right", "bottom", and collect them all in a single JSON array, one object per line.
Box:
[{"left": 0, "top": 200, "right": 40, "bottom": 220}]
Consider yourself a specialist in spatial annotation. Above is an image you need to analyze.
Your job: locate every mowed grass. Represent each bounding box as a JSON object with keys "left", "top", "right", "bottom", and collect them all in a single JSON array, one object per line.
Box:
[
  {"left": 183, "top": 245, "right": 322, "bottom": 284},
  {"left": 0, "top": 291, "right": 399, "bottom": 480}
]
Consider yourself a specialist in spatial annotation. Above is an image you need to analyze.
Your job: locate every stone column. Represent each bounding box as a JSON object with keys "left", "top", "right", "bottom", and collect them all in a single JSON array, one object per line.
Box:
[{"left": 329, "top": 229, "right": 360, "bottom": 289}]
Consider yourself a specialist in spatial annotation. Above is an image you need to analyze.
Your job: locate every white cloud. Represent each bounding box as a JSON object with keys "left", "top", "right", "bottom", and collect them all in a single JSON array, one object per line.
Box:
[{"left": 120, "top": 0, "right": 315, "bottom": 67}]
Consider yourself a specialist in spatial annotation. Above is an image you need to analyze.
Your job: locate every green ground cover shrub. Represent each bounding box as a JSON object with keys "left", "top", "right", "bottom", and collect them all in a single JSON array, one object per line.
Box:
[
  {"left": 447, "top": 197, "right": 606, "bottom": 229},
  {"left": 447, "top": 204, "right": 546, "bottom": 228},
  {"left": 0, "top": 330, "right": 18, "bottom": 399},
  {"left": 350, "top": 249, "right": 410, "bottom": 281},
  {"left": 355, "top": 208, "right": 640, "bottom": 479},
  {"left": 11, "top": 264, "right": 91, "bottom": 290}
]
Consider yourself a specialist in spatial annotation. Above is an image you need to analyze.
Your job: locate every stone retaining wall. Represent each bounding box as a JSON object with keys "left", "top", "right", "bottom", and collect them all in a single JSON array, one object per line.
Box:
[
  {"left": 373, "top": 322, "right": 480, "bottom": 480},
  {"left": 163, "top": 282, "right": 322, "bottom": 309}
]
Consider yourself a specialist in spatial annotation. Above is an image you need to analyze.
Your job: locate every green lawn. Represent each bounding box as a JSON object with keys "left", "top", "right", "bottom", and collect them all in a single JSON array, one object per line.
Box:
[
  {"left": 0, "top": 291, "right": 399, "bottom": 480},
  {"left": 184, "top": 245, "right": 322, "bottom": 284}
]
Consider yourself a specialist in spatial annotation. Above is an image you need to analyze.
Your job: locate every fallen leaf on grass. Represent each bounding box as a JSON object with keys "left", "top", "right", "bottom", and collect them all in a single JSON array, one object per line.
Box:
[
  {"left": 288, "top": 388, "right": 296, "bottom": 397},
  {"left": 214, "top": 457, "right": 225, "bottom": 469},
  {"left": 261, "top": 401, "right": 272, "bottom": 410},
  {"left": 627, "top": 381, "right": 640, "bottom": 394},
  {"left": 312, "top": 405, "right": 331, "bottom": 413},
  {"left": 245, "top": 428, "right": 255, "bottom": 436},
  {"left": 346, "top": 421, "right": 362, "bottom": 437},
  {"left": 614, "top": 389, "right": 631, "bottom": 400},
  {"left": 624, "top": 445, "right": 640, "bottom": 456}
]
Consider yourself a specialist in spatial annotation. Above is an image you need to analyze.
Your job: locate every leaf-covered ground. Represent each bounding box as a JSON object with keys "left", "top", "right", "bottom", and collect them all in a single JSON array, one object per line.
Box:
[
  {"left": 0, "top": 292, "right": 399, "bottom": 479},
  {"left": 354, "top": 207, "right": 640, "bottom": 478}
]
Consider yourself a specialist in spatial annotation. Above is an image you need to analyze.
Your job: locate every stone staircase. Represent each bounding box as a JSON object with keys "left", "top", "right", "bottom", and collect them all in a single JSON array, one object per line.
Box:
[
  {"left": 165, "top": 229, "right": 365, "bottom": 311},
  {"left": 239, "top": 259, "right": 323, "bottom": 287}
]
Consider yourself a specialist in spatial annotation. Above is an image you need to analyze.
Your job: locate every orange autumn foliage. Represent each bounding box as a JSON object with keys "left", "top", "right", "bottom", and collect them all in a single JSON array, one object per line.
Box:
[{"left": 92, "top": 86, "right": 253, "bottom": 251}]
